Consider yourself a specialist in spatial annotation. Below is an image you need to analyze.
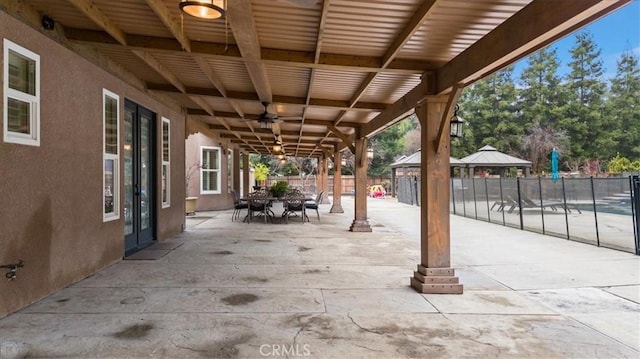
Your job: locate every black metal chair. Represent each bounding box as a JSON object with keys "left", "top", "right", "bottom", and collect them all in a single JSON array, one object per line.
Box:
[
  {"left": 304, "top": 190, "right": 324, "bottom": 222},
  {"left": 282, "top": 190, "right": 306, "bottom": 224},
  {"left": 247, "top": 191, "right": 270, "bottom": 223},
  {"left": 231, "top": 190, "right": 248, "bottom": 221}
]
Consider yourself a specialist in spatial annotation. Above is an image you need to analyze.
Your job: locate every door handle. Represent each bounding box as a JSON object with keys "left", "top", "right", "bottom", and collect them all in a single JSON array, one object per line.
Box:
[{"left": 134, "top": 184, "right": 140, "bottom": 196}]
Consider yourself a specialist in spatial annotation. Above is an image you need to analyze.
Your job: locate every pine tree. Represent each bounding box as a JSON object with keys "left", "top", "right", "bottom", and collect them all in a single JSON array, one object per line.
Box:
[
  {"left": 562, "top": 31, "right": 607, "bottom": 162},
  {"left": 608, "top": 50, "right": 640, "bottom": 159},
  {"left": 458, "top": 66, "right": 520, "bottom": 155},
  {"left": 518, "top": 46, "right": 564, "bottom": 131}
]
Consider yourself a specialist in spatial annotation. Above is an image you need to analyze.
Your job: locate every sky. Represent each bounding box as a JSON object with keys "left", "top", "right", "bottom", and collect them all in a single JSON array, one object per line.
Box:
[{"left": 513, "top": 1, "right": 640, "bottom": 80}]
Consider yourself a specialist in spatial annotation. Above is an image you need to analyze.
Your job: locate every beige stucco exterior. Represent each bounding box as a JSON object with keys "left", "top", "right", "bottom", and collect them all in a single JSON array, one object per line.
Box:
[{"left": 0, "top": 12, "right": 186, "bottom": 316}]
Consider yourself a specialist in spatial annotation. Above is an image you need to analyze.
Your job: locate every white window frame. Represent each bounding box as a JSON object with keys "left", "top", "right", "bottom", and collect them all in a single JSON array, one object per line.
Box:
[
  {"left": 200, "top": 146, "right": 221, "bottom": 195},
  {"left": 103, "top": 89, "right": 120, "bottom": 222},
  {"left": 161, "top": 117, "right": 171, "bottom": 208},
  {"left": 3, "top": 39, "right": 40, "bottom": 146}
]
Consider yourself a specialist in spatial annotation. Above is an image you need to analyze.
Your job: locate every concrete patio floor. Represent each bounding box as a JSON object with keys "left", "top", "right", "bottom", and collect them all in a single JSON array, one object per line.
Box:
[{"left": 1, "top": 196, "right": 639, "bottom": 358}]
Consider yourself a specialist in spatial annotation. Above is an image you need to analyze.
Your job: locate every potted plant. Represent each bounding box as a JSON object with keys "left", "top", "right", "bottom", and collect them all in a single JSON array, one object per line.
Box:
[
  {"left": 253, "top": 162, "right": 270, "bottom": 191},
  {"left": 185, "top": 162, "right": 200, "bottom": 215},
  {"left": 269, "top": 181, "right": 290, "bottom": 198}
]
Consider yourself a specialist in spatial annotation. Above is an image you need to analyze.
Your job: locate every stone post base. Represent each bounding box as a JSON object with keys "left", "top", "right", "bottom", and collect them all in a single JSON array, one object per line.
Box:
[
  {"left": 349, "top": 220, "right": 372, "bottom": 232},
  {"left": 329, "top": 204, "right": 344, "bottom": 213},
  {"left": 410, "top": 265, "right": 463, "bottom": 294}
]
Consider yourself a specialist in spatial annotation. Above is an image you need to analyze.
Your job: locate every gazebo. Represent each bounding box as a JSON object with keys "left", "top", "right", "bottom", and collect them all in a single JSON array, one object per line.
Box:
[
  {"left": 390, "top": 149, "right": 464, "bottom": 200},
  {"left": 460, "top": 145, "right": 532, "bottom": 177}
]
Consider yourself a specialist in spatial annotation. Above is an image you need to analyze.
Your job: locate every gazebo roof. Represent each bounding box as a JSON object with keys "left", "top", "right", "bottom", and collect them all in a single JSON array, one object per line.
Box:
[
  {"left": 390, "top": 149, "right": 462, "bottom": 168},
  {"left": 460, "top": 145, "right": 532, "bottom": 167}
]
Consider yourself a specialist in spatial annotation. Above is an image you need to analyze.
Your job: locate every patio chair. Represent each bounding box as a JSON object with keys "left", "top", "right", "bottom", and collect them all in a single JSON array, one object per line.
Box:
[
  {"left": 520, "top": 193, "right": 582, "bottom": 214},
  {"left": 230, "top": 190, "right": 248, "bottom": 221},
  {"left": 304, "top": 190, "right": 324, "bottom": 222},
  {"left": 282, "top": 190, "right": 306, "bottom": 224},
  {"left": 247, "top": 190, "right": 271, "bottom": 223}
]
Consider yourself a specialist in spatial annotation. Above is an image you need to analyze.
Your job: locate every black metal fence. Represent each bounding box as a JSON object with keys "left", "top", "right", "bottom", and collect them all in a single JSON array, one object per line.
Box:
[{"left": 397, "top": 175, "right": 639, "bottom": 254}]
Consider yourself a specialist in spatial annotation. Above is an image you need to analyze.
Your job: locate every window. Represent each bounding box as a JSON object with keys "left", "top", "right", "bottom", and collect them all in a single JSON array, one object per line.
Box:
[
  {"left": 103, "top": 89, "right": 119, "bottom": 221},
  {"left": 161, "top": 117, "right": 170, "bottom": 208},
  {"left": 201, "top": 146, "right": 221, "bottom": 194},
  {"left": 3, "top": 39, "right": 40, "bottom": 146},
  {"left": 227, "top": 148, "right": 233, "bottom": 193}
]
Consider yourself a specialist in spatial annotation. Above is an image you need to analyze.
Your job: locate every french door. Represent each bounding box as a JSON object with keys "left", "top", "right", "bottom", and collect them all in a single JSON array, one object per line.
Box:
[{"left": 124, "top": 100, "right": 156, "bottom": 255}]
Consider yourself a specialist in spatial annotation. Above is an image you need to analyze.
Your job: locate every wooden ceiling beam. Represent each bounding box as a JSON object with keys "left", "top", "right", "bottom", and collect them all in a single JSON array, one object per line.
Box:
[
  {"left": 327, "top": 124, "right": 355, "bottom": 154},
  {"left": 208, "top": 124, "right": 335, "bottom": 138},
  {"left": 227, "top": 0, "right": 272, "bottom": 104},
  {"left": 147, "top": 83, "right": 385, "bottom": 111},
  {"left": 362, "top": 72, "right": 435, "bottom": 137},
  {"left": 436, "top": 0, "right": 631, "bottom": 94},
  {"left": 132, "top": 50, "right": 185, "bottom": 93},
  {"left": 188, "top": 108, "right": 363, "bottom": 128},
  {"left": 64, "top": 29, "right": 431, "bottom": 74},
  {"left": 67, "top": 0, "right": 127, "bottom": 45},
  {"left": 190, "top": 98, "right": 263, "bottom": 153},
  {"left": 143, "top": 0, "right": 190, "bottom": 52}
]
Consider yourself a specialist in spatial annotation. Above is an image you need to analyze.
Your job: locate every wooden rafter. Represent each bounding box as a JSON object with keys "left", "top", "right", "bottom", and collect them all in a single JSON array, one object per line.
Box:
[
  {"left": 310, "top": 1, "right": 437, "bottom": 158},
  {"left": 147, "top": 84, "right": 385, "bottom": 111},
  {"left": 327, "top": 124, "right": 355, "bottom": 154},
  {"left": 63, "top": 29, "right": 432, "bottom": 74},
  {"left": 67, "top": 0, "right": 127, "bottom": 45},
  {"left": 296, "top": 0, "right": 331, "bottom": 157},
  {"left": 436, "top": 0, "right": 631, "bottom": 94},
  {"left": 143, "top": 0, "right": 191, "bottom": 52}
]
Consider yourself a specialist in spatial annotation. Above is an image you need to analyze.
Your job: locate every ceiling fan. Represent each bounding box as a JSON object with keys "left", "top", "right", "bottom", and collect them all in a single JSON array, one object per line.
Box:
[{"left": 250, "top": 102, "right": 302, "bottom": 129}]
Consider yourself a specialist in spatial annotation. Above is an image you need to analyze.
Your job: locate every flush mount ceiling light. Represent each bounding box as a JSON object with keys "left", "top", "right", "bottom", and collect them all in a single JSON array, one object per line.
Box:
[{"left": 179, "top": 0, "right": 226, "bottom": 19}]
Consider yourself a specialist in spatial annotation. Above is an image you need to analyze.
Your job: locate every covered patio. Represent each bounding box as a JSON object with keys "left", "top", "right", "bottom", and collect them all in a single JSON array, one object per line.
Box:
[{"left": 0, "top": 0, "right": 634, "bottom": 317}]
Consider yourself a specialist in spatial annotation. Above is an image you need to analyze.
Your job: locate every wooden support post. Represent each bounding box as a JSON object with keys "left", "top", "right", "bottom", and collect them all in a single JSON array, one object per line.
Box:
[
  {"left": 350, "top": 137, "right": 372, "bottom": 232},
  {"left": 242, "top": 152, "right": 250, "bottom": 197},
  {"left": 330, "top": 149, "right": 344, "bottom": 213},
  {"left": 233, "top": 148, "right": 241, "bottom": 194},
  {"left": 320, "top": 155, "right": 331, "bottom": 204},
  {"left": 410, "top": 97, "right": 463, "bottom": 294}
]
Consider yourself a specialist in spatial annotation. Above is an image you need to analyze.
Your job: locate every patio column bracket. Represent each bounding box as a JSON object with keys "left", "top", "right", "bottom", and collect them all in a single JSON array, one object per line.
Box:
[
  {"left": 327, "top": 124, "right": 356, "bottom": 154},
  {"left": 434, "top": 84, "right": 462, "bottom": 154}
]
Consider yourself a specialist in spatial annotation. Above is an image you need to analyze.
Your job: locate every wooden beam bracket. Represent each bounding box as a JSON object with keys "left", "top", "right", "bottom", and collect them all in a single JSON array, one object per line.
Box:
[{"left": 434, "top": 84, "right": 463, "bottom": 154}]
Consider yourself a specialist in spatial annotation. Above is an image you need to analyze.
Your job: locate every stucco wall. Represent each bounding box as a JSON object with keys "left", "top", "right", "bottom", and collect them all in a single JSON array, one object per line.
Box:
[
  {"left": 185, "top": 132, "right": 234, "bottom": 211},
  {"left": 0, "top": 11, "right": 185, "bottom": 316}
]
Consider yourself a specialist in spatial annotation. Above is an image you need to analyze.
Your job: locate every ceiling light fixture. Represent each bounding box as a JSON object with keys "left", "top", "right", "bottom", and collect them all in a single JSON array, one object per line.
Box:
[{"left": 179, "top": 0, "right": 226, "bottom": 20}]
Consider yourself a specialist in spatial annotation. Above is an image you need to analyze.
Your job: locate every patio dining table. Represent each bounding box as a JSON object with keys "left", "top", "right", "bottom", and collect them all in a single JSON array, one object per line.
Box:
[{"left": 242, "top": 195, "right": 312, "bottom": 223}]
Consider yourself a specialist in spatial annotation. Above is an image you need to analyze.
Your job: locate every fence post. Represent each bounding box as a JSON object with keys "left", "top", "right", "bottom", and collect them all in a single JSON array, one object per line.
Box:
[
  {"left": 538, "top": 177, "right": 545, "bottom": 235},
  {"left": 561, "top": 177, "right": 570, "bottom": 240},
  {"left": 630, "top": 175, "right": 640, "bottom": 255},
  {"left": 499, "top": 177, "right": 505, "bottom": 226},
  {"left": 472, "top": 177, "right": 478, "bottom": 220},
  {"left": 461, "top": 177, "right": 467, "bottom": 217},
  {"left": 485, "top": 177, "right": 491, "bottom": 223},
  {"left": 591, "top": 176, "right": 600, "bottom": 247},
  {"left": 451, "top": 177, "right": 457, "bottom": 214},
  {"left": 516, "top": 177, "right": 523, "bottom": 230}
]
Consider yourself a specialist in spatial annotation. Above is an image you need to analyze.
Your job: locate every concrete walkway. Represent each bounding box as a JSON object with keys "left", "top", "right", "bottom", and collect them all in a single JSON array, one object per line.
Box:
[{"left": 1, "top": 197, "right": 638, "bottom": 358}]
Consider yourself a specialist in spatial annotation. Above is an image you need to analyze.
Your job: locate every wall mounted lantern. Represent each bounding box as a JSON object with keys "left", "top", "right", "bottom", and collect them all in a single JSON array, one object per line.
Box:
[{"left": 450, "top": 105, "right": 465, "bottom": 139}]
